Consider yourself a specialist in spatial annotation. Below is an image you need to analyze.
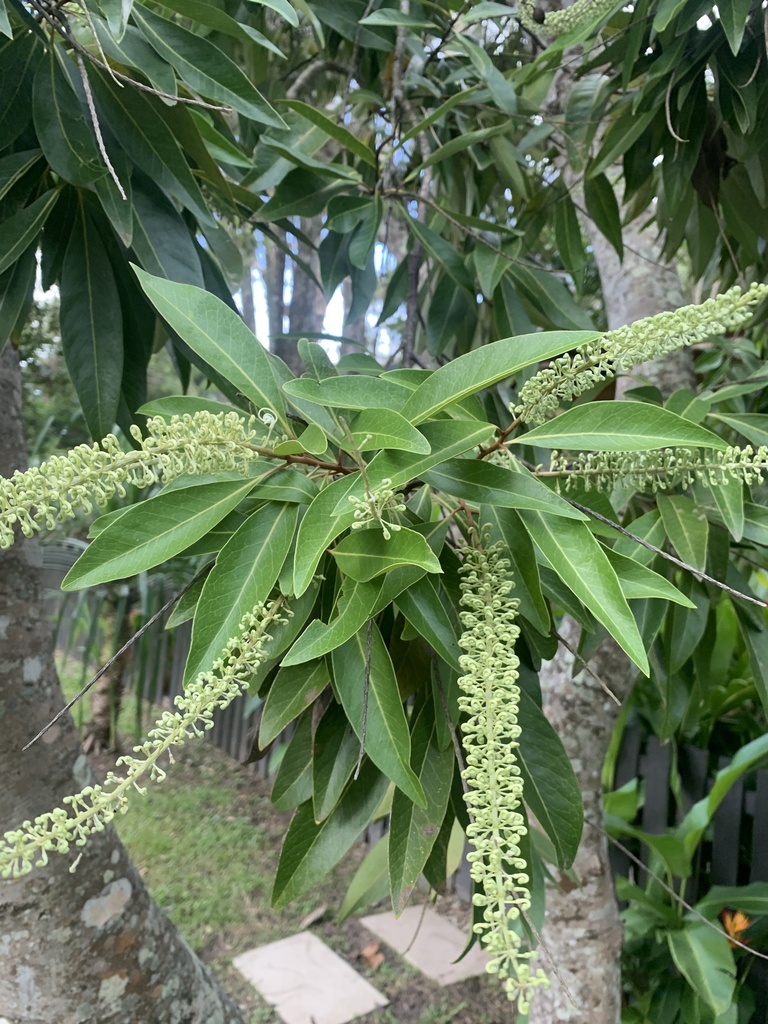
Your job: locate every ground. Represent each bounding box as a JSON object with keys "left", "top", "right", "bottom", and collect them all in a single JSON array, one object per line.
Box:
[{"left": 78, "top": 695, "right": 518, "bottom": 1024}]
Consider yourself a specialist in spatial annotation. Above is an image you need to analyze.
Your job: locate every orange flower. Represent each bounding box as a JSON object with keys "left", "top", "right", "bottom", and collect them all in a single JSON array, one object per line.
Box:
[{"left": 721, "top": 909, "right": 751, "bottom": 948}]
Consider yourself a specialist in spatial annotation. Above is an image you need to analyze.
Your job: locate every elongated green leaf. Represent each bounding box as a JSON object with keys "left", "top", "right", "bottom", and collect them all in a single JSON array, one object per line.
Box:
[
  {"left": 340, "top": 834, "right": 390, "bottom": 921},
  {"left": 132, "top": 6, "right": 285, "bottom": 128},
  {"left": 184, "top": 503, "right": 297, "bottom": 683},
  {"left": 134, "top": 269, "right": 288, "bottom": 430},
  {"left": 292, "top": 476, "right": 358, "bottom": 596},
  {"left": 271, "top": 710, "right": 314, "bottom": 810},
  {"left": 259, "top": 660, "right": 328, "bottom": 747},
  {"left": 130, "top": 173, "right": 204, "bottom": 287},
  {"left": 695, "top": 882, "right": 768, "bottom": 918},
  {"left": 517, "top": 690, "right": 582, "bottom": 869},
  {"left": 612, "top": 508, "right": 665, "bottom": 566},
  {"left": 0, "top": 189, "right": 59, "bottom": 276},
  {"left": 312, "top": 704, "right": 360, "bottom": 821},
  {"left": 400, "top": 330, "right": 597, "bottom": 424},
  {"left": 0, "top": 240, "right": 36, "bottom": 348},
  {"left": 62, "top": 480, "right": 254, "bottom": 590},
  {"left": 272, "top": 761, "right": 388, "bottom": 907},
  {"left": 0, "top": 149, "right": 43, "bottom": 204},
  {"left": 389, "top": 703, "right": 453, "bottom": 914},
  {"left": 332, "top": 624, "right": 425, "bottom": 806},
  {"left": 657, "top": 494, "right": 709, "bottom": 573},
  {"left": 93, "top": 18, "right": 177, "bottom": 98},
  {"left": 719, "top": 0, "right": 752, "bottom": 55},
  {"left": 279, "top": 99, "right": 376, "bottom": 166},
  {"left": 606, "top": 550, "right": 696, "bottom": 606},
  {"left": 282, "top": 374, "right": 409, "bottom": 411},
  {"left": 676, "top": 733, "right": 768, "bottom": 857},
  {"left": 282, "top": 567, "right": 425, "bottom": 665},
  {"left": 667, "top": 925, "right": 735, "bottom": 1016},
  {"left": 395, "top": 576, "right": 460, "bottom": 669},
  {"left": 360, "top": 8, "right": 434, "bottom": 26},
  {"left": 482, "top": 505, "right": 550, "bottom": 635},
  {"left": 0, "top": 35, "right": 40, "bottom": 151},
  {"left": 89, "top": 67, "right": 212, "bottom": 225},
  {"left": 33, "top": 47, "right": 105, "bottom": 184},
  {"left": 0, "top": 0, "right": 11, "bottom": 38},
  {"left": 422, "top": 458, "right": 587, "bottom": 518},
  {"left": 346, "top": 408, "right": 430, "bottom": 454},
  {"left": 584, "top": 172, "right": 623, "bottom": 259},
  {"left": 60, "top": 201, "right": 123, "bottom": 439},
  {"left": 519, "top": 403, "right": 728, "bottom": 451},
  {"left": 157, "top": 0, "right": 284, "bottom": 57},
  {"left": 519, "top": 510, "right": 649, "bottom": 674},
  {"left": 331, "top": 420, "right": 497, "bottom": 517},
  {"left": 505, "top": 263, "right": 595, "bottom": 331},
  {"left": 553, "top": 193, "right": 586, "bottom": 283},
  {"left": 708, "top": 412, "right": 768, "bottom": 447},
  {"left": 709, "top": 475, "right": 744, "bottom": 542},
  {"left": 406, "top": 217, "right": 473, "bottom": 292},
  {"left": 332, "top": 526, "right": 442, "bottom": 583}
]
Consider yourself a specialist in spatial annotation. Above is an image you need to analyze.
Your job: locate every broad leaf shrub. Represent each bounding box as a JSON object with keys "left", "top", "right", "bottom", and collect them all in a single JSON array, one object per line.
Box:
[{"left": 2, "top": 276, "right": 767, "bottom": 1011}]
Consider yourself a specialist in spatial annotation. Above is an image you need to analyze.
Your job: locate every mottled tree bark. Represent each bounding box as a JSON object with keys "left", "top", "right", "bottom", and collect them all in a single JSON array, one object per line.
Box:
[
  {"left": 0, "top": 343, "right": 244, "bottom": 1024},
  {"left": 530, "top": 202, "right": 693, "bottom": 1024}
]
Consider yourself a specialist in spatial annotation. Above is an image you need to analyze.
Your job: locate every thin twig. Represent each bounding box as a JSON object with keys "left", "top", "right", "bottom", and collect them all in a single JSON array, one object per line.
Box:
[
  {"left": 567, "top": 499, "right": 768, "bottom": 609},
  {"left": 77, "top": 54, "right": 127, "bottom": 201},
  {"left": 553, "top": 627, "right": 621, "bottom": 705},
  {"left": 23, "top": 569, "right": 208, "bottom": 751},
  {"left": 354, "top": 618, "right": 374, "bottom": 780}
]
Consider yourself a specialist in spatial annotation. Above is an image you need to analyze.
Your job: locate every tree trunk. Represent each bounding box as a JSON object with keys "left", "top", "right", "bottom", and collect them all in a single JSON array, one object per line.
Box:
[
  {"left": 0, "top": 343, "right": 245, "bottom": 1024},
  {"left": 530, "top": 204, "right": 693, "bottom": 1024}
]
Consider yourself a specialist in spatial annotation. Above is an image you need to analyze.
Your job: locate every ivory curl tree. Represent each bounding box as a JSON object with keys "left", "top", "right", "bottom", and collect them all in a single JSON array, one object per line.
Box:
[{"left": 2, "top": 273, "right": 768, "bottom": 1016}]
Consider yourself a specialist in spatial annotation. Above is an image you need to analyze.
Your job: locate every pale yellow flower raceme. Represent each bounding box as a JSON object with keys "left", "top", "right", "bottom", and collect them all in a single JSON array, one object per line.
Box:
[
  {"left": 0, "top": 599, "right": 288, "bottom": 879},
  {"left": 0, "top": 410, "right": 265, "bottom": 549},
  {"left": 458, "top": 536, "right": 548, "bottom": 1013}
]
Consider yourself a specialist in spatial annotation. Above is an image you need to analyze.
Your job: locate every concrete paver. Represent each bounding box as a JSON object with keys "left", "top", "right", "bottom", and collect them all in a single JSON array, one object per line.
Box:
[
  {"left": 233, "top": 931, "right": 388, "bottom": 1024},
  {"left": 360, "top": 905, "right": 491, "bottom": 985}
]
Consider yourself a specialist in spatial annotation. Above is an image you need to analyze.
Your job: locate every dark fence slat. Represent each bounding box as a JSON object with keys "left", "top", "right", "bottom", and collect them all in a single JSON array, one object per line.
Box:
[
  {"left": 711, "top": 758, "right": 744, "bottom": 887},
  {"left": 752, "top": 770, "right": 768, "bottom": 884}
]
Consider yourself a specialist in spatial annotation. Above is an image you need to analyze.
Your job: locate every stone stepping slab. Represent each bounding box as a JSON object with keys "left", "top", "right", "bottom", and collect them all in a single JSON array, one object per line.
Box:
[
  {"left": 233, "top": 931, "right": 388, "bottom": 1024},
  {"left": 360, "top": 906, "right": 491, "bottom": 986}
]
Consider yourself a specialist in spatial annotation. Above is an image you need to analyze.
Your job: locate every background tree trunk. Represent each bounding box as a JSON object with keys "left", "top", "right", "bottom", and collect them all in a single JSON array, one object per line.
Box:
[
  {"left": 0, "top": 343, "right": 245, "bottom": 1024},
  {"left": 530, "top": 209, "right": 693, "bottom": 1024}
]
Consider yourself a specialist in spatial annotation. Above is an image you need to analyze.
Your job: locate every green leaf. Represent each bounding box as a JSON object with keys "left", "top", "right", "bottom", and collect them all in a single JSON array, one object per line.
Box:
[
  {"left": 719, "top": 0, "right": 752, "bottom": 55},
  {"left": 0, "top": 149, "right": 43, "bottom": 205},
  {"left": 676, "top": 733, "right": 768, "bottom": 857},
  {"left": 138, "top": 395, "right": 245, "bottom": 419},
  {"left": 130, "top": 173, "right": 204, "bottom": 287},
  {"left": 708, "top": 412, "right": 768, "bottom": 447},
  {"left": 271, "top": 710, "right": 314, "bottom": 811},
  {"left": 0, "top": 0, "right": 11, "bottom": 37},
  {"left": 282, "top": 568, "right": 426, "bottom": 666},
  {"left": 332, "top": 526, "right": 442, "bottom": 583},
  {"left": 657, "top": 494, "right": 709, "bottom": 573},
  {"left": 399, "top": 330, "right": 597, "bottom": 424},
  {"left": 331, "top": 420, "right": 497, "bottom": 517},
  {"left": 272, "top": 760, "right": 389, "bottom": 907},
  {"left": 278, "top": 99, "right": 376, "bottom": 166},
  {"left": 260, "top": 660, "right": 328, "bottom": 747},
  {"left": 331, "top": 624, "right": 426, "bottom": 807},
  {"left": 292, "top": 476, "right": 358, "bottom": 597},
  {"left": 553, "top": 194, "right": 586, "bottom": 282},
  {"left": 62, "top": 480, "right": 255, "bottom": 590},
  {"left": 131, "top": 5, "right": 286, "bottom": 128},
  {"left": 606, "top": 550, "right": 696, "bottom": 606},
  {"left": 505, "top": 263, "right": 595, "bottom": 331},
  {"left": 339, "top": 834, "right": 390, "bottom": 921},
  {"left": 695, "top": 882, "right": 768, "bottom": 918},
  {"left": 519, "top": 510, "right": 649, "bottom": 674},
  {"left": 0, "top": 35, "right": 40, "bottom": 151},
  {"left": 32, "top": 47, "right": 105, "bottom": 185},
  {"left": 0, "top": 189, "right": 59, "bottom": 276},
  {"left": 360, "top": 8, "right": 434, "bottom": 26},
  {"left": 709, "top": 476, "right": 744, "bottom": 542},
  {"left": 93, "top": 18, "right": 177, "bottom": 99},
  {"left": 395, "top": 576, "right": 460, "bottom": 670},
  {"left": 312, "top": 704, "right": 360, "bottom": 821},
  {"left": 92, "top": 149, "right": 132, "bottom": 246},
  {"left": 518, "top": 403, "right": 728, "bottom": 451},
  {"left": 283, "top": 374, "right": 410, "bottom": 411},
  {"left": 473, "top": 242, "right": 509, "bottom": 299},
  {"left": 184, "top": 503, "right": 297, "bottom": 683},
  {"left": 157, "top": 0, "right": 285, "bottom": 58},
  {"left": 389, "top": 703, "right": 454, "bottom": 914},
  {"left": 89, "top": 67, "right": 213, "bottom": 225},
  {"left": 98, "top": 0, "right": 133, "bottom": 40},
  {"left": 331, "top": 524, "right": 444, "bottom": 581},
  {"left": 421, "top": 459, "right": 588, "bottom": 518},
  {"left": 346, "top": 409, "right": 431, "bottom": 454},
  {"left": 584, "top": 172, "right": 623, "bottom": 260},
  {"left": 406, "top": 217, "right": 473, "bottom": 292},
  {"left": 0, "top": 240, "right": 36, "bottom": 348},
  {"left": 134, "top": 269, "right": 288, "bottom": 430},
  {"left": 517, "top": 690, "right": 582, "bottom": 869},
  {"left": 667, "top": 924, "right": 735, "bottom": 1016},
  {"left": 59, "top": 201, "right": 123, "bottom": 439},
  {"left": 482, "top": 505, "right": 550, "bottom": 635}
]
